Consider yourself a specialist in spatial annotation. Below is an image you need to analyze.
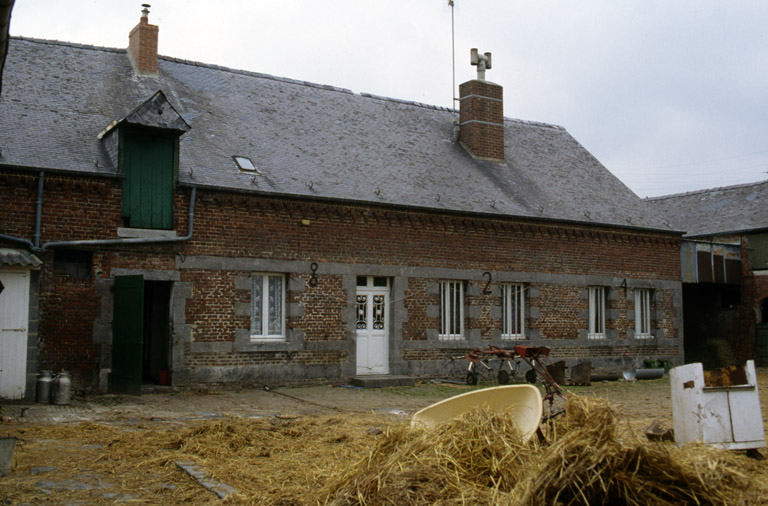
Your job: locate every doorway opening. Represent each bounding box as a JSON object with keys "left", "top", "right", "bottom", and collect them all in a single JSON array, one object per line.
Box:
[
  {"left": 111, "top": 275, "right": 173, "bottom": 395},
  {"left": 757, "top": 298, "right": 768, "bottom": 367},
  {"left": 143, "top": 281, "right": 171, "bottom": 385}
]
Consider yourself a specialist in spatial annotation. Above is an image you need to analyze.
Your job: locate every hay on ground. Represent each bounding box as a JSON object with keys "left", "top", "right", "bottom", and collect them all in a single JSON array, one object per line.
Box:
[
  {"left": 2, "top": 395, "right": 767, "bottom": 505},
  {"left": 324, "top": 408, "right": 533, "bottom": 505},
  {"left": 324, "top": 396, "right": 768, "bottom": 506}
]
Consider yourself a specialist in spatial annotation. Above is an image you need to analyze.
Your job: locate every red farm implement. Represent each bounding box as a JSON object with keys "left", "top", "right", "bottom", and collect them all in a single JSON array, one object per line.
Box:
[{"left": 457, "top": 345, "right": 567, "bottom": 418}]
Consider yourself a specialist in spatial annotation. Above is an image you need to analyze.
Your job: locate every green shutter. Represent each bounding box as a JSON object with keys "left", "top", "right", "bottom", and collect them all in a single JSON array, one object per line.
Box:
[
  {"left": 122, "top": 131, "right": 175, "bottom": 229},
  {"left": 111, "top": 275, "right": 144, "bottom": 395}
]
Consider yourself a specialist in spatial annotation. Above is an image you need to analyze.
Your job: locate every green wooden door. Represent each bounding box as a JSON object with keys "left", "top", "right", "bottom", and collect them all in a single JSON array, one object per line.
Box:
[
  {"left": 122, "top": 132, "right": 175, "bottom": 229},
  {"left": 111, "top": 275, "right": 144, "bottom": 395},
  {"left": 757, "top": 324, "right": 768, "bottom": 367}
]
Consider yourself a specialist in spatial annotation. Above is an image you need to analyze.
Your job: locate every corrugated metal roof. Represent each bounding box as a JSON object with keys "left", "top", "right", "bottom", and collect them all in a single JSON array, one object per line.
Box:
[{"left": 0, "top": 247, "right": 42, "bottom": 268}]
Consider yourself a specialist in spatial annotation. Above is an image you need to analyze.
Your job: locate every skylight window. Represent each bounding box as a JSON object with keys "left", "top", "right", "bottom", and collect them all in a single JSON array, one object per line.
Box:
[{"left": 233, "top": 155, "right": 260, "bottom": 174}]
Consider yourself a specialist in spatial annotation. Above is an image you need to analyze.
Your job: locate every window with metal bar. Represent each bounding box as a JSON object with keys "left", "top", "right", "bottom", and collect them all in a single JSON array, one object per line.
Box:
[
  {"left": 438, "top": 280, "right": 464, "bottom": 339},
  {"left": 588, "top": 286, "right": 606, "bottom": 339},
  {"left": 634, "top": 289, "right": 653, "bottom": 338},
  {"left": 251, "top": 273, "right": 285, "bottom": 341},
  {"left": 501, "top": 283, "right": 525, "bottom": 339}
]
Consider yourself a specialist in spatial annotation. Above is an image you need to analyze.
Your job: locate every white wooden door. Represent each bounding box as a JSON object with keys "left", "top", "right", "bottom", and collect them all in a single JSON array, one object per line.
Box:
[
  {"left": 355, "top": 278, "right": 390, "bottom": 375},
  {"left": 0, "top": 270, "right": 31, "bottom": 399}
]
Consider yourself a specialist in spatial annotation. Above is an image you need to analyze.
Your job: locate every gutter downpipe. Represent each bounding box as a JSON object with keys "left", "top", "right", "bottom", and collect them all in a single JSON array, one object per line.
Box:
[
  {"left": 40, "top": 186, "right": 197, "bottom": 251},
  {"left": 33, "top": 170, "right": 43, "bottom": 248},
  {"left": 0, "top": 170, "right": 43, "bottom": 251},
  {"left": 0, "top": 232, "right": 34, "bottom": 250}
]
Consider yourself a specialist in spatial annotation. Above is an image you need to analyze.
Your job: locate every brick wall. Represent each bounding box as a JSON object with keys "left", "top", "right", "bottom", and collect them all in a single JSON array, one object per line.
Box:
[
  {"left": 1, "top": 169, "right": 684, "bottom": 389},
  {"left": 0, "top": 172, "right": 123, "bottom": 241},
  {"left": 128, "top": 17, "right": 158, "bottom": 74},
  {"left": 402, "top": 277, "right": 430, "bottom": 341},
  {"left": 533, "top": 285, "right": 582, "bottom": 339},
  {"left": 37, "top": 257, "right": 101, "bottom": 387},
  {"left": 466, "top": 280, "right": 497, "bottom": 340},
  {"left": 736, "top": 235, "right": 768, "bottom": 361},
  {"left": 184, "top": 269, "right": 242, "bottom": 342},
  {"left": 183, "top": 192, "right": 680, "bottom": 278},
  {"left": 289, "top": 274, "right": 347, "bottom": 341},
  {"left": 459, "top": 80, "right": 504, "bottom": 161}
]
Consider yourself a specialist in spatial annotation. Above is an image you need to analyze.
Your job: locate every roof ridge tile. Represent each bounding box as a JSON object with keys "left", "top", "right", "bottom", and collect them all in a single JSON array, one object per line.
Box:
[
  {"left": 10, "top": 37, "right": 568, "bottom": 128},
  {"left": 11, "top": 35, "right": 124, "bottom": 54},
  {"left": 646, "top": 178, "right": 768, "bottom": 201}
]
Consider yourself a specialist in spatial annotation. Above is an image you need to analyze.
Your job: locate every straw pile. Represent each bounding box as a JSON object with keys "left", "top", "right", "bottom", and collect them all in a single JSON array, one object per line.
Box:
[
  {"left": 324, "top": 408, "right": 532, "bottom": 505},
  {"left": 2, "top": 414, "right": 384, "bottom": 505},
  {"left": 324, "top": 395, "right": 768, "bottom": 506},
  {"left": 3, "top": 394, "right": 767, "bottom": 505}
]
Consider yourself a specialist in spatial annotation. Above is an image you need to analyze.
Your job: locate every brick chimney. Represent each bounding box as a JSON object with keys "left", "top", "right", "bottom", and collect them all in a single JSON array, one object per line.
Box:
[
  {"left": 128, "top": 4, "right": 158, "bottom": 75},
  {"left": 458, "top": 49, "right": 504, "bottom": 162}
]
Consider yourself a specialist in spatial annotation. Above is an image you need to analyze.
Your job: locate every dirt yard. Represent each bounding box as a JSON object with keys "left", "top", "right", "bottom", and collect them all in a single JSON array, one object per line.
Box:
[{"left": 1, "top": 370, "right": 767, "bottom": 505}]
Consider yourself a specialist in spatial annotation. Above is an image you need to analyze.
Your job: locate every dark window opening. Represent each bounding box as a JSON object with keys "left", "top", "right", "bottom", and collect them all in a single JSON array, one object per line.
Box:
[
  {"left": 719, "top": 285, "right": 741, "bottom": 309},
  {"left": 53, "top": 249, "right": 92, "bottom": 278},
  {"left": 760, "top": 298, "right": 768, "bottom": 324},
  {"left": 357, "top": 276, "right": 390, "bottom": 288},
  {"left": 749, "top": 233, "right": 768, "bottom": 271}
]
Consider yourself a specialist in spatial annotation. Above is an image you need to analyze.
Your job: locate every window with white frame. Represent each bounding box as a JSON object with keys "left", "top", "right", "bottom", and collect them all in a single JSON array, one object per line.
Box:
[
  {"left": 438, "top": 280, "right": 464, "bottom": 339},
  {"left": 634, "top": 289, "right": 653, "bottom": 338},
  {"left": 251, "top": 273, "right": 285, "bottom": 340},
  {"left": 588, "top": 286, "right": 606, "bottom": 339},
  {"left": 502, "top": 283, "right": 525, "bottom": 339}
]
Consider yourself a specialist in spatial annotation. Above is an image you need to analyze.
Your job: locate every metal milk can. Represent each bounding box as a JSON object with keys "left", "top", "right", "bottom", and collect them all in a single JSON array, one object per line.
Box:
[
  {"left": 35, "top": 370, "right": 54, "bottom": 403},
  {"left": 52, "top": 371, "right": 72, "bottom": 405}
]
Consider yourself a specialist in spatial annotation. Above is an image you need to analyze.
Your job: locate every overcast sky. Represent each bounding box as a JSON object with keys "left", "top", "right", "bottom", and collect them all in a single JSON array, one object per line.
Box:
[{"left": 8, "top": 1, "right": 768, "bottom": 197}]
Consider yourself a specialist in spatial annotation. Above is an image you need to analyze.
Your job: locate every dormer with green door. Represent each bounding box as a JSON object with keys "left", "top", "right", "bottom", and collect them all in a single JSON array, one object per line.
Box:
[{"left": 99, "top": 91, "right": 190, "bottom": 230}]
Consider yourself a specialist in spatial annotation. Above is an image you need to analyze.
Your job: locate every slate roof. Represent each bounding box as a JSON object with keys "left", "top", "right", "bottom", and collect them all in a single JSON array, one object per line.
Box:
[
  {"left": 0, "top": 37, "right": 673, "bottom": 232},
  {"left": 646, "top": 180, "right": 768, "bottom": 237}
]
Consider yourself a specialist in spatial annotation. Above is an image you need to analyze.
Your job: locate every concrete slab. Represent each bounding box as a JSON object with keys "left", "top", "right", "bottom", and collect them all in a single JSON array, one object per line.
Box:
[
  {"left": 348, "top": 375, "right": 416, "bottom": 388},
  {"left": 175, "top": 461, "right": 237, "bottom": 499}
]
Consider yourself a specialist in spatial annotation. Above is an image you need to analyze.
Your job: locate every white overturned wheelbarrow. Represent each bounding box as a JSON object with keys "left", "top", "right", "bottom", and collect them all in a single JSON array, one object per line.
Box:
[{"left": 411, "top": 384, "right": 542, "bottom": 442}]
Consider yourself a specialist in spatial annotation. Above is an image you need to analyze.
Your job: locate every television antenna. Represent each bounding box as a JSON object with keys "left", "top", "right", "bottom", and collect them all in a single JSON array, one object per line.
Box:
[
  {"left": 449, "top": 1, "right": 458, "bottom": 138},
  {"left": 449, "top": 1, "right": 456, "bottom": 107}
]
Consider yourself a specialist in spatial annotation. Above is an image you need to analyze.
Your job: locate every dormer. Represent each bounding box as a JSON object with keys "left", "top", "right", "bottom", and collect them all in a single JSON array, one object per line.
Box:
[{"left": 99, "top": 90, "right": 190, "bottom": 230}]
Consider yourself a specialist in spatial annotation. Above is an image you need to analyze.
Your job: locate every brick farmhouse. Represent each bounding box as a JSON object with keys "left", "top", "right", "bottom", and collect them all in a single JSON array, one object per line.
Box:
[{"left": 0, "top": 11, "right": 684, "bottom": 399}]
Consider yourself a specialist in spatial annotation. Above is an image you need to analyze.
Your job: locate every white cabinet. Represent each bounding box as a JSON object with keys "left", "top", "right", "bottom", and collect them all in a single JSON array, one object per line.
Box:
[{"left": 670, "top": 360, "right": 765, "bottom": 450}]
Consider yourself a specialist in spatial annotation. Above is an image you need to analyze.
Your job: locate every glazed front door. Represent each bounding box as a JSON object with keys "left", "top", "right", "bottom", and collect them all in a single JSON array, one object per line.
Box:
[{"left": 355, "top": 277, "right": 390, "bottom": 375}]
